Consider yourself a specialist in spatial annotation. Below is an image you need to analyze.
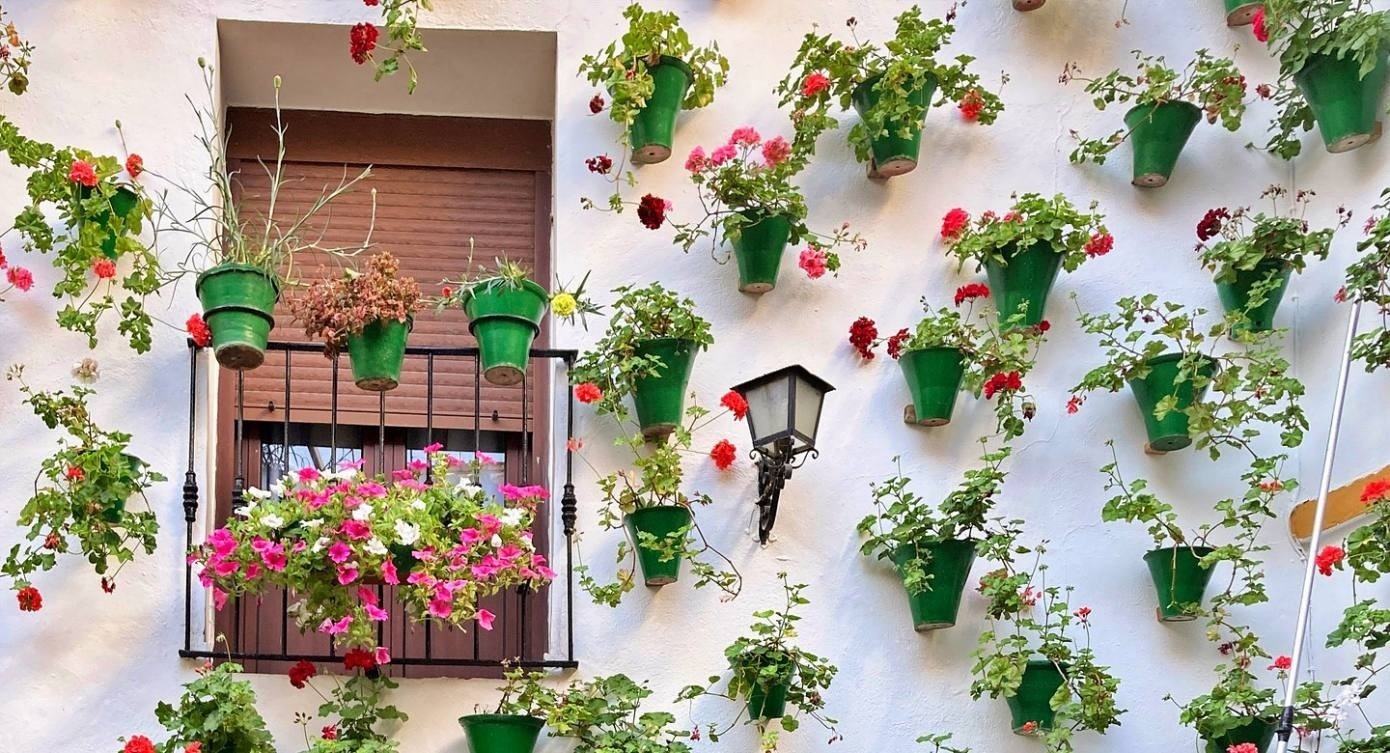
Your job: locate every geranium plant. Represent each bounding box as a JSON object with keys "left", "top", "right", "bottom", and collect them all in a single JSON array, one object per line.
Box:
[
  {"left": 668, "top": 126, "right": 866, "bottom": 292},
  {"left": 1063, "top": 50, "right": 1247, "bottom": 186},
  {"left": 1195, "top": 186, "right": 1344, "bottom": 332},
  {"left": 191, "top": 448, "right": 555, "bottom": 651},
  {"left": 971, "top": 548, "right": 1125, "bottom": 751},
  {"left": 121, "top": 659, "right": 275, "bottom": 753},
  {"left": 546, "top": 674, "right": 692, "bottom": 753},
  {"left": 0, "top": 4, "right": 34, "bottom": 95},
  {"left": 351, "top": 0, "right": 431, "bottom": 93},
  {"left": 942, "top": 194, "right": 1111, "bottom": 326},
  {"left": 2, "top": 365, "right": 163, "bottom": 607},
  {"left": 292, "top": 653, "right": 407, "bottom": 752},
  {"left": 677, "top": 574, "right": 838, "bottom": 752},
  {"left": 776, "top": 6, "right": 1004, "bottom": 177},
  {"left": 1257, "top": 0, "right": 1390, "bottom": 158},
  {"left": 1344, "top": 190, "right": 1390, "bottom": 373}
]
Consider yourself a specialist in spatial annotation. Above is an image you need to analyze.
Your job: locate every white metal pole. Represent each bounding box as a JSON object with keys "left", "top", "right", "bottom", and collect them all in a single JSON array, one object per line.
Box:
[{"left": 1273, "top": 301, "right": 1361, "bottom": 753}]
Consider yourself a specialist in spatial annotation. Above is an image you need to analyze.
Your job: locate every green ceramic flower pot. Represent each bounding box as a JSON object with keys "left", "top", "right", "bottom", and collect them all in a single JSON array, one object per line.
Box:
[
  {"left": 1215, "top": 261, "right": 1292, "bottom": 334},
  {"left": 1203, "top": 717, "right": 1277, "bottom": 753},
  {"left": 461, "top": 280, "right": 548, "bottom": 387},
  {"left": 631, "top": 337, "right": 698, "bottom": 440},
  {"left": 1294, "top": 51, "right": 1390, "bottom": 153},
  {"left": 196, "top": 262, "right": 281, "bottom": 371},
  {"left": 1005, "top": 660, "right": 1067, "bottom": 734},
  {"left": 1144, "top": 546, "right": 1217, "bottom": 622},
  {"left": 731, "top": 212, "right": 793, "bottom": 294},
  {"left": 1223, "top": 0, "right": 1262, "bottom": 25},
  {"left": 984, "top": 241, "right": 1062, "bottom": 328},
  {"left": 890, "top": 540, "right": 977, "bottom": 631},
  {"left": 747, "top": 679, "right": 791, "bottom": 720},
  {"left": 390, "top": 543, "right": 417, "bottom": 579},
  {"left": 347, "top": 317, "right": 411, "bottom": 392},
  {"left": 850, "top": 72, "right": 939, "bottom": 178},
  {"left": 898, "top": 347, "right": 967, "bottom": 427},
  {"left": 1127, "top": 353, "right": 1218, "bottom": 453},
  {"left": 93, "top": 453, "right": 145, "bottom": 523},
  {"left": 1125, "top": 101, "right": 1202, "bottom": 188},
  {"left": 628, "top": 56, "right": 694, "bottom": 165},
  {"left": 624, "top": 505, "right": 693, "bottom": 586},
  {"left": 459, "top": 714, "right": 544, "bottom": 753}
]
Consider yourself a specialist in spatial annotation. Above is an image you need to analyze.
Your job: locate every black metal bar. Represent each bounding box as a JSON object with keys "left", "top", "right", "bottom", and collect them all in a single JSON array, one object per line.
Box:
[
  {"left": 183, "top": 346, "right": 200, "bottom": 653},
  {"left": 473, "top": 354, "right": 482, "bottom": 485},
  {"left": 425, "top": 353, "right": 435, "bottom": 483},
  {"left": 241, "top": 340, "right": 576, "bottom": 359},
  {"left": 377, "top": 390, "right": 386, "bottom": 475},
  {"left": 562, "top": 353, "right": 577, "bottom": 662},
  {"left": 282, "top": 350, "right": 292, "bottom": 476},
  {"left": 176, "top": 648, "right": 576, "bottom": 669},
  {"left": 521, "top": 370, "right": 530, "bottom": 485},
  {"left": 330, "top": 357, "right": 339, "bottom": 461}
]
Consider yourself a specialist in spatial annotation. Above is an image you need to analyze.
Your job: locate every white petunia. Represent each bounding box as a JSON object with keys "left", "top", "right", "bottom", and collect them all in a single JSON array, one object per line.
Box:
[
  {"left": 499, "top": 508, "right": 524, "bottom": 528},
  {"left": 246, "top": 486, "right": 272, "bottom": 501},
  {"left": 302, "top": 518, "right": 323, "bottom": 529},
  {"left": 394, "top": 520, "right": 420, "bottom": 546},
  {"left": 410, "top": 500, "right": 426, "bottom": 511},
  {"left": 364, "top": 538, "right": 388, "bottom": 557},
  {"left": 311, "top": 536, "right": 329, "bottom": 554},
  {"left": 352, "top": 503, "right": 374, "bottom": 522},
  {"left": 260, "top": 513, "right": 285, "bottom": 529},
  {"left": 490, "top": 534, "right": 503, "bottom": 548}
]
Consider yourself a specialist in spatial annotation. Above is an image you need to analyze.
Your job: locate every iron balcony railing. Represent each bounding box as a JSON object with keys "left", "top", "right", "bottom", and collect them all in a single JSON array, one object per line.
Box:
[{"left": 178, "top": 339, "right": 579, "bottom": 672}]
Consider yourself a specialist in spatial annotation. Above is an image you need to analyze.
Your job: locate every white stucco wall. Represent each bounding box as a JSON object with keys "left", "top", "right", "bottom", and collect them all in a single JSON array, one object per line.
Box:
[{"left": 0, "top": 0, "right": 1387, "bottom": 751}]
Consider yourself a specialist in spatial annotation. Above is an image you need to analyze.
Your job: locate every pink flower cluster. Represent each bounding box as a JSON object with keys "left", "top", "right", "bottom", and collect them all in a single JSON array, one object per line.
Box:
[{"left": 685, "top": 127, "right": 794, "bottom": 174}]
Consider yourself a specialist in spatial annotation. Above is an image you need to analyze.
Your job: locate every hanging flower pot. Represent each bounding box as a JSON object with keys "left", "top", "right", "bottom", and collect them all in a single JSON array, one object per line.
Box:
[
  {"left": 746, "top": 678, "right": 791, "bottom": 720},
  {"left": 629, "top": 56, "right": 695, "bottom": 165},
  {"left": 731, "top": 212, "right": 793, "bottom": 294},
  {"left": 1125, "top": 101, "right": 1202, "bottom": 187},
  {"left": 347, "top": 317, "right": 412, "bottom": 392},
  {"left": 1215, "top": 261, "right": 1293, "bottom": 334},
  {"left": 459, "top": 714, "right": 545, "bottom": 753},
  {"left": 1223, "top": 0, "right": 1262, "bottom": 26},
  {"left": 1127, "top": 353, "right": 1218, "bottom": 453},
  {"left": 631, "top": 337, "right": 698, "bottom": 439},
  {"left": 1202, "top": 717, "right": 1277, "bottom": 753},
  {"left": 196, "top": 262, "right": 281, "bottom": 371},
  {"left": 81, "top": 186, "right": 142, "bottom": 260},
  {"left": 92, "top": 453, "right": 147, "bottom": 524},
  {"left": 1293, "top": 51, "right": 1390, "bottom": 153},
  {"left": 1013, "top": 0, "right": 1047, "bottom": 10},
  {"left": 1144, "top": 546, "right": 1217, "bottom": 622},
  {"left": 898, "top": 347, "right": 967, "bottom": 427},
  {"left": 462, "top": 280, "right": 549, "bottom": 387},
  {"left": 850, "top": 72, "right": 939, "bottom": 178},
  {"left": 984, "top": 241, "right": 1062, "bottom": 328},
  {"left": 624, "top": 505, "right": 693, "bottom": 586},
  {"left": 1005, "top": 660, "right": 1067, "bottom": 734},
  {"left": 890, "top": 540, "right": 977, "bottom": 631}
]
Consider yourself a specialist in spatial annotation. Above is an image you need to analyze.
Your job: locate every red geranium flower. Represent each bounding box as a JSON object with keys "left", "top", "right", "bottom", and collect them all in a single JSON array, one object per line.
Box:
[
  {"left": 1269, "top": 655, "right": 1292, "bottom": 671},
  {"left": 1251, "top": 8, "right": 1268, "bottom": 42},
  {"left": 1228, "top": 744, "right": 1259, "bottom": 753},
  {"left": 322, "top": 725, "right": 339, "bottom": 740},
  {"left": 365, "top": 0, "right": 381, "bottom": 5},
  {"left": 958, "top": 89, "right": 985, "bottom": 121},
  {"left": 125, "top": 154, "right": 144, "bottom": 178},
  {"left": 288, "top": 659, "right": 316, "bottom": 689},
  {"left": 1316, "top": 545, "right": 1345, "bottom": 576},
  {"left": 1197, "top": 208, "right": 1230, "bottom": 241},
  {"left": 1255, "top": 83, "right": 1272, "bottom": 99},
  {"left": 1335, "top": 286, "right": 1348, "bottom": 303},
  {"left": 940, "top": 208, "right": 970, "bottom": 241},
  {"left": 586, "top": 154, "right": 613, "bottom": 174},
  {"left": 1083, "top": 232, "right": 1114, "bottom": 258},
  {"left": 344, "top": 647, "right": 377, "bottom": 671},
  {"left": 6, "top": 266, "right": 33, "bottom": 292},
  {"left": 186, "top": 313, "right": 212, "bottom": 347},
  {"left": 65, "top": 465, "right": 85, "bottom": 481},
  {"left": 983, "top": 371, "right": 1023, "bottom": 400},
  {"left": 68, "top": 159, "right": 98, "bottom": 187},
  {"left": 886, "top": 328, "right": 910, "bottom": 360},
  {"left": 588, "top": 94, "right": 605, "bottom": 114},
  {"left": 801, "top": 72, "right": 830, "bottom": 98},
  {"left": 637, "top": 194, "right": 669, "bottom": 229},
  {"left": 185, "top": 743, "right": 203, "bottom": 753},
  {"left": 798, "top": 247, "right": 828, "bottom": 279},
  {"left": 848, "top": 316, "right": 878, "bottom": 360},
  {"left": 92, "top": 258, "right": 117, "bottom": 280},
  {"left": 1020, "top": 721, "right": 1038, "bottom": 736},
  {"left": 954, "top": 283, "right": 990, "bottom": 306},
  {"left": 761, "top": 136, "right": 792, "bottom": 166},
  {"left": 16, "top": 586, "right": 41, "bottom": 612},
  {"left": 349, "top": 22, "right": 380, "bottom": 64},
  {"left": 101, "top": 577, "right": 116, "bottom": 593},
  {"left": 1361, "top": 478, "right": 1390, "bottom": 503},
  {"left": 721, "top": 390, "right": 748, "bottom": 420},
  {"left": 574, "top": 382, "right": 603, "bottom": 404},
  {"left": 710, "top": 439, "right": 737, "bottom": 470},
  {"left": 123, "top": 736, "right": 157, "bottom": 753}
]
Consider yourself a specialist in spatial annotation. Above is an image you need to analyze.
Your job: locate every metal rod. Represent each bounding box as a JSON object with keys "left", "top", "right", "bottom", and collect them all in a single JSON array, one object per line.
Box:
[
  {"left": 182, "top": 344, "right": 200, "bottom": 653},
  {"left": 175, "top": 647, "right": 576, "bottom": 669},
  {"left": 1274, "top": 300, "right": 1361, "bottom": 753}
]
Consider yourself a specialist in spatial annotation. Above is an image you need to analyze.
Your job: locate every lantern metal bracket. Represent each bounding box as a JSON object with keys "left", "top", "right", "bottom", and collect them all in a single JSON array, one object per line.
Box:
[{"left": 752, "top": 438, "right": 818, "bottom": 546}]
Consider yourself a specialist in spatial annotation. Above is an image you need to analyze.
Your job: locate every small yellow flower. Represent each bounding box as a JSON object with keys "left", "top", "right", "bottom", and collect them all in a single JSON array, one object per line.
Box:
[{"left": 551, "top": 292, "right": 577, "bottom": 317}]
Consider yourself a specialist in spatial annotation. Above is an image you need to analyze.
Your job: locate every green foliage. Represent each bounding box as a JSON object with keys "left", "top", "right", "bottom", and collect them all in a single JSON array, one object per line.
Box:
[
  {"left": 1346, "top": 188, "right": 1390, "bottom": 372},
  {"left": 775, "top": 6, "right": 1004, "bottom": 163},
  {"left": 579, "top": 3, "right": 729, "bottom": 134},
  {"left": 1, "top": 365, "right": 163, "bottom": 595},
  {"left": 292, "top": 251, "right": 421, "bottom": 357},
  {"left": 487, "top": 666, "right": 562, "bottom": 717},
  {"left": 1195, "top": 186, "right": 1341, "bottom": 292},
  {"left": 677, "top": 574, "right": 838, "bottom": 751},
  {"left": 152, "top": 662, "right": 275, "bottom": 753},
  {"left": 945, "top": 193, "right": 1109, "bottom": 274},
  {"left": 312, "top": 674, "right": 408, "bottom": 746},
  {"left": 1064, "top": 49, "right": 1247, "bottom": 165},
  {"left": 914, "top": 733, "right": 970, "bottom": 753},
  {"left": 547, "top": 674, "right": 692, "bottom": 753},
  {"left": 364, "top": 0, "right": 432, "bottom": 93},
  {"left": 0, "top": 6, "right": 34, "bottom": 95},
  {"left": 436, "top": 243, "right": 601, "bottom": 328}
]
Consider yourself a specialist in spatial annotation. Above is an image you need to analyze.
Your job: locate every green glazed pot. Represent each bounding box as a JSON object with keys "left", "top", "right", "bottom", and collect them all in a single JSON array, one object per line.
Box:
[
  {"left": 1294, "top": 51, "right": 1390, "bottom": 153},
  {"left": 389, "top": 543, "right": 417, "bottom": 580},
  {"left": 1144, "top": 546, "right": 1217, "bottom": 622},
  {"left": 459, "top": 714, "right": 544, "bottom": 753},
  {"left": 631, "top": 337, "right": 698, "bottom": 440},
  {"left": 196, "top": 262, "right": 281, "bottom": 371},
  {"left": 850, "top": 72, "right": 939, "bottom": 177},
  {"left": 628, "top": 56, "right": 694, "bottom": 165},
  {"left": 1223, "top": 0, "right": 1262, "bottom": 25},
  {"left": 1005, "top": 660, "right": 1067, "bottom": 734},
  {"left": 1127, "top": 353, "right": 1218, "bottom": 453},
  {"left": 747, "top": 680, "right": 791, "bottom": 720},
  {"left": 625, "top": 505, "right": 693, "bottom": 586},
  {"left": 1215, "top": 261, "right": 1293, "bottom": 334},
  {"left": 898, "top": 347, "right": 967, "bottom": 427},
  {"left": 347, "top": 317, "right": 411, "bottom": 392},
  {"left": 461, "top": 280, "right": 548, "bottom": 387},
  {"left": 1203, "top": 717, "right": 1277, "bottom": 753},
  {"left": 890, "top": 539, "right": 977, "bottom": 631},
  {"left": 93, "top": 453, "right": 145, "bottom": 524},
  {"left": 1125, "top": 101, "right": 1202, "bottom": 188},
  {"left": 731, "top": 212, "right": 793, "bottom": 294},
  {"left": 984, "top": 241, "right": 1063, "bottom": 328}
]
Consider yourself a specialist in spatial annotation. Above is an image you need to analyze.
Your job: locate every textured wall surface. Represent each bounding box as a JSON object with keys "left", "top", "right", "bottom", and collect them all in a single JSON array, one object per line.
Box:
[{"left": 0, "top": 1, "right": 1386, "bottom": 751}]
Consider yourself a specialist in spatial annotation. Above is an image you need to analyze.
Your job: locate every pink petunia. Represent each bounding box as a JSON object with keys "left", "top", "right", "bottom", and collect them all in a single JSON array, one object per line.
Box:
[
  {"left": 319, "top": 616, "right": 352, "bottom": 635},
  {"left": 423, "top": 442, "right": 444, "bottom": 454},
  {"left": 297, "top": 467, "right": 321, "bottom": 483},
  {"left": 477, "top": 608, "right": 496, "bottom": 631},
  {"left": 382, "top": 559, "right": 399, "bottom": 585},
  {"left": 336, "top": 566, "right": 359, "bottom": 585},
  {"left": 328, "top": 541, "right": 352, "bottom": 564}
]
